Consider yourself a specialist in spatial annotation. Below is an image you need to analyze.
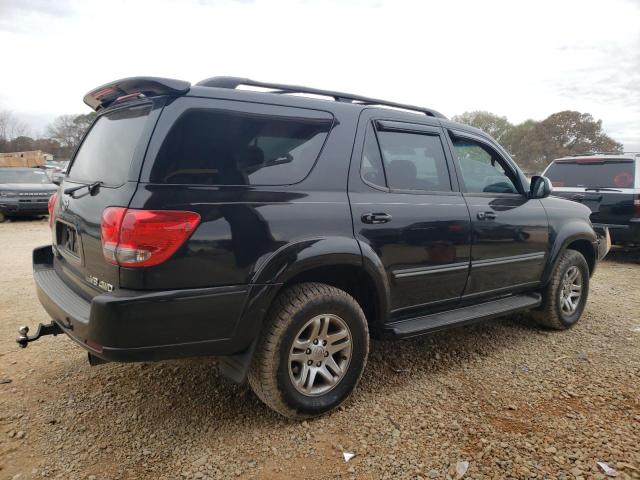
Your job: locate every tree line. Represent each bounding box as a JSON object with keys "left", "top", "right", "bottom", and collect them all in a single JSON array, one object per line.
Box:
[
  {"left": 0, "top": 108, "right": 624, "bottom": 174},
  {"left": 0, "top": 110, "right": 96, "bottom": 161},
  {"left": 452, "top": 110, "right": 623, "bottom": 173}
]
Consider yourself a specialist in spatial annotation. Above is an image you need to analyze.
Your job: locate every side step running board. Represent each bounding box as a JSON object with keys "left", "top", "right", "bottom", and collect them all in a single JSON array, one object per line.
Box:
[{"left": 384, "top": 293, "right": 542, "bottom": 338}]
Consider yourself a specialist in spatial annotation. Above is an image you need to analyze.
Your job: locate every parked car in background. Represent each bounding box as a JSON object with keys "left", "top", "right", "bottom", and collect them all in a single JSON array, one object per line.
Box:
[
  {"left": 20, "top": 76, "right": 609, "bottom": 418},
  {"left": 0, "top": 168, "right": 57, "bottom": 222},
  {"left": 543, "top": 153, "right": 640, "bottom": 245}
]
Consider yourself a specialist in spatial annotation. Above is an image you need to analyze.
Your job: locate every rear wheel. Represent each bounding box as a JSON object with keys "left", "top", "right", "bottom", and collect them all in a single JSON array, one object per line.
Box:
[
  {"left": 533, "top": 249, "right": 589, "bottom": 329},
  {"left": 0, "top": 211, "right": 6, "bottom": 223},
  {"left": 248, "top": 282, "right": 369, "bottom": 419}
]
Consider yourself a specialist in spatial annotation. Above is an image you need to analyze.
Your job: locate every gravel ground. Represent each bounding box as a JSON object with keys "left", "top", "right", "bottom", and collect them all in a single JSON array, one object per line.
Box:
[{"left": 0, "top": 218, "right": 639, "bottom": 480}]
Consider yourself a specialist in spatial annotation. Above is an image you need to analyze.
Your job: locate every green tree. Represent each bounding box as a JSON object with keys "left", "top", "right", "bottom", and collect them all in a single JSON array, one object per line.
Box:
[
  {"left": 451, "top": 111, "right": 513, "bottom": 144},
  {"left": 534, "top": 111, "right": 623, "bottom": 164}
]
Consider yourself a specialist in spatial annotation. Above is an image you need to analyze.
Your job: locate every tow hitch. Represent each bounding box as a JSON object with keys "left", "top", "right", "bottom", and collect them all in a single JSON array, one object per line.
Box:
[{"left": 16, "top": 323, "right": 62, "bottom": 348}]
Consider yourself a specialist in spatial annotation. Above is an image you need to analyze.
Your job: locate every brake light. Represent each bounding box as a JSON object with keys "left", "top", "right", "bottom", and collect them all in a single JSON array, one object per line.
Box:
[
  {"left": 101, "top": 208, "right": 200, "bottom": 267},
  {"left": 47, "top": 192, "right": 57, "bottom": 227},
  {"left": 634, "top": 196, "right": 640, "bottom": 219}
]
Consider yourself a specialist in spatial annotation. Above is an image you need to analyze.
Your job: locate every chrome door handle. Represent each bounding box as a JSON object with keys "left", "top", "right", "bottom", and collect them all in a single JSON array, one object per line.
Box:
[
  {"left": 477, "top": 211, "right": 496, "bottom": 220},
  {"left": 362, "top": 213, "right": 392, "bottom": 224}
]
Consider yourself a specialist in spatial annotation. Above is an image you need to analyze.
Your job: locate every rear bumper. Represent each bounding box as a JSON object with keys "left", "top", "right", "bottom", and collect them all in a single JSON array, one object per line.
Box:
[
  {"left": 33, "top": 245, "right": 279, "bottom": 363},
  {"left": 598, "top": 220, "right": 640, "bottom": 244}
]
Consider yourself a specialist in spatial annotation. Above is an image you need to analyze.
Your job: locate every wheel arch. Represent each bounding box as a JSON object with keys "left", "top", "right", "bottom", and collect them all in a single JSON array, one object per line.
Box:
[{"left": 542, "top": 221, "right": 598, "bottom": 285}]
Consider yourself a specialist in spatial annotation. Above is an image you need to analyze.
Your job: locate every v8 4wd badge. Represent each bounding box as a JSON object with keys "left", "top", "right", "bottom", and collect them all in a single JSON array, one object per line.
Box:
[{"left": 85, "top": 274, "right": 113, "bottom": 292}]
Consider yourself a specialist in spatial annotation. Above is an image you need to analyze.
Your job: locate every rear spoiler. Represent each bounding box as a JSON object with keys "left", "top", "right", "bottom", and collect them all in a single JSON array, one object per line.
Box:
[{"left": 83, "top": 77, "right": 190, "bottom": 111}]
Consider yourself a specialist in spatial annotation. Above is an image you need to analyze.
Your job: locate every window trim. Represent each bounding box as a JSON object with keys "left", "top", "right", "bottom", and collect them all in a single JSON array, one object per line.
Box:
[
  {"left": 446, "top": 129, "right": 526, "bottom": 196},
  {"left": 359, "top": 119, "right": 456, "bottom": 196}
]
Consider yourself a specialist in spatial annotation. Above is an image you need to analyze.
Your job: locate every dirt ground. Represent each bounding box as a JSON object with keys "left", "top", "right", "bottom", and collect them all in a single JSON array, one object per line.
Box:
[{"left": 0, "top": 218, "right": 638, "bottom": 480}]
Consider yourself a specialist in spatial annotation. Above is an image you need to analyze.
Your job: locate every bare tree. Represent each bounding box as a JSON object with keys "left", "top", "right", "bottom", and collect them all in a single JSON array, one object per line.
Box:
[{"left": 0, "top": 109, "right": 30, "bottom": 142}]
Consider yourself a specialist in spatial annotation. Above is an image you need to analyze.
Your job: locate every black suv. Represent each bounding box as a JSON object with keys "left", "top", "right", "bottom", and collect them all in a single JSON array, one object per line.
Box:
[
  {"left": 20, "top": 77, "right": 609, "bottom": 418},
  {"left": 543, "top": 153, "right": 640, "bottom": 245}
]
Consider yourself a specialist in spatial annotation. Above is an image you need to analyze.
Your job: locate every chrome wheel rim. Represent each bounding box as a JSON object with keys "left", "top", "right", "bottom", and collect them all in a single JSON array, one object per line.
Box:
[
  {"left": 288, "top": 314, "right": 352, "bottom": 396},
  {"left": 559, "top": 266, "right": 583, "bottom": 315}
]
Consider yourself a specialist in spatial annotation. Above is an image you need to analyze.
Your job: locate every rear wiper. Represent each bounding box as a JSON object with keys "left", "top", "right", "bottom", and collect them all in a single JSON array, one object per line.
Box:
[
  {"left": 584, "top": 187, "right": 622, "bottom": 192},
  {"left": 64, "top": 181, "right": 102, "bottom": 197}
]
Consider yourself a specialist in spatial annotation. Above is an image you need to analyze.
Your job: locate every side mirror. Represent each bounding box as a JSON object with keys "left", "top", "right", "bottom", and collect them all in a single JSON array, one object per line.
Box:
[
  {"left": 50, "top": 172, "right": 65, "bottom": 186},
  {"left": 529, "top": 175, "right": 552, "bottom": 199}
]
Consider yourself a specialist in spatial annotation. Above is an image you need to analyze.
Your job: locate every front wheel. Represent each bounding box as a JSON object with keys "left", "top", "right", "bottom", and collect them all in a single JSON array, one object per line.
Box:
[
  {"left": 248, "top": 282, "right": 369, "bottom": 419},
  {"left": 533, "top": 249, "right": 590, "bottom": 329}
]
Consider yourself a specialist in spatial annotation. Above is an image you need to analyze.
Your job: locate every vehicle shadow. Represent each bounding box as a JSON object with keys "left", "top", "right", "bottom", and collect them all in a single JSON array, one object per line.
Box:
[
  {"left": 1, "top": 215, "right": 48, "bottom": 224},
  {"left": 603, "top": 245, "right": 640, "bottom": 264},
  {"left": 74, "top": 312, "right": 539, "bottom": 433}
]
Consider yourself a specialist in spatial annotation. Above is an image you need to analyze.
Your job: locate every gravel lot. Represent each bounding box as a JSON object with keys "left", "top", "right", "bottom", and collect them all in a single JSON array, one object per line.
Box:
[{"left": 0, "top": 219, "right": 639, "bottom": 480}]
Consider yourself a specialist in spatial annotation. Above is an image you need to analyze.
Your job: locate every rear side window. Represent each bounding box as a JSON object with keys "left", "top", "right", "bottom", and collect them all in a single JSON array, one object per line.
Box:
[
  {"left": 377, "top": 130, "right": 452, "bottom": 192},
  {"left": 68, "top": 105, "right": 151, "bottom": 185},
  {"left": 150, "top": 109, "right": 332, "bottom": 185},
  {"left": 545, "top": 160, "right": 636, "bottom": 188}
]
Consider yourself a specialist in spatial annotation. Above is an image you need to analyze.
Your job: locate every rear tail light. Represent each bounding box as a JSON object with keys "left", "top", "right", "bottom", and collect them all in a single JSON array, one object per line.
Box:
[
  {"left": 634, "top": 196, "right": 640, "bottom": 219},
  {"left": 101, "top": 208, "right": 201, "bottom": 267},
  {"left": 47, "top": 192, "right": 58, "bottom": 227}
]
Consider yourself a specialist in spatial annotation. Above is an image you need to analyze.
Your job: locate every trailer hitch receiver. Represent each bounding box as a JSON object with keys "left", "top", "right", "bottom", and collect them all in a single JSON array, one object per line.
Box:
[{"left": 16, "top": 323, "right": 63, "bottom": 348}]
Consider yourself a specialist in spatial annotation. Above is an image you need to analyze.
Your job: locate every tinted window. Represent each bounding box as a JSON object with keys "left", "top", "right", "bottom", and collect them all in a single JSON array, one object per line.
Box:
[
  {"left": 377, "top": 131, "right": 452, "bottom": 192},
  {"left": 69, "top": 105, "right": 151, "bottom": 185},
  {"left": 0, "top": 169, "right": 51, "bottom": 184},
  {"left": 151, "top": 109, "right": 332, "bottom": 185},
  {"left": 452, "top": 139, "right": 519, "bottom": 194},
  {"left": 545, "top": 160, "right": 636, "bottom": 188},
  {"left": 361, "top": 123, "right": 386, "bottom": 188}
]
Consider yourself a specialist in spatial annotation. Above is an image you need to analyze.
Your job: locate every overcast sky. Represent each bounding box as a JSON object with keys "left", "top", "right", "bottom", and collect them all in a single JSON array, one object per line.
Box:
[{"left": 1, "top": 0, "right": 638, "bottom": 151}]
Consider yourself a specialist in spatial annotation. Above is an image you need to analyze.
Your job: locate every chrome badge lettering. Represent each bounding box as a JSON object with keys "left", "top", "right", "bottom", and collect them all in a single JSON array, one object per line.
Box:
[{"left": 85, "top": 274, "right": 113, "bottom": 292}]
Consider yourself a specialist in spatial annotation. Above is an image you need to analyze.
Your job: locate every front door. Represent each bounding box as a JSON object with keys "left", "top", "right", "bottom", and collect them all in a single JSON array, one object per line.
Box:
[
  {"left": 348, "top": 116, "right": 471, "bottom": 317},
  {"left": 447, "top": 131, "right": 549, "bottom": 297}
]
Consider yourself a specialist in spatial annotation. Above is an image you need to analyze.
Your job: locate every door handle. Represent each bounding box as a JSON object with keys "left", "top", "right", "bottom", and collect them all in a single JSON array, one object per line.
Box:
[
  {"left": 362, "top": 212, "right": 392, "bottom": 224},
  {"left": 477, "top": 211, "right": 496, "bottom": 220}
]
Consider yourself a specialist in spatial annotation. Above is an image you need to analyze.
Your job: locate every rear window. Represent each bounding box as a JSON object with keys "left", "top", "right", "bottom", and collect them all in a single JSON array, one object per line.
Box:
[
  {"left": 545, "top": 160, "right": 636, "bottom": 188},
  {"left": 150, "top": 109, "right": 332, "bottom": 185},
  {"left": 68, "top": 105, "right": 152, "bottom": 185}
]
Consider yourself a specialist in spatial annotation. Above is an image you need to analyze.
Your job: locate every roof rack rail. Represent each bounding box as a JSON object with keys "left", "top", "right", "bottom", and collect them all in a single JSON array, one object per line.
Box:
[{"left": 196, "top": 76, "right": 446, "bottom": 119}]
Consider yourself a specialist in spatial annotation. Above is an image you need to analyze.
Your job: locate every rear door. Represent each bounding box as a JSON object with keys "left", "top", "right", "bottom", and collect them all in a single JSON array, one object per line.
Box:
[
  {"left": 544, "top": 158, "right": 637, "bottom": 227},
  {"left": 51, "top": 100, "right": 163, "bottom": 300},
  {"left": 348, "top": 113, "right": 471, "bottom": 317},
  {"left": 446, "top": 131, "right": 549, "bottom": 297}
]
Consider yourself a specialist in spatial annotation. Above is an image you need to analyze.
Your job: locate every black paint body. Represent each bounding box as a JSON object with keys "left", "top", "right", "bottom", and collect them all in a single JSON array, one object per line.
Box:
[{"left": 35, "top": 81, "right": 604, "bottom": 370}]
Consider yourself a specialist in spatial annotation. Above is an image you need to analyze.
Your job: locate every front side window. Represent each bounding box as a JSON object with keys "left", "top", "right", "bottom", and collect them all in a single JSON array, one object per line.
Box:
[
  {"left": 150, "top": 109, "right": 332, "bottom": 185},
  {"left": 452, "top": 138, "right": 519, "bottom": 194},
  {"left": 376, "top": 130, "right": 452, "bottom": 192}
]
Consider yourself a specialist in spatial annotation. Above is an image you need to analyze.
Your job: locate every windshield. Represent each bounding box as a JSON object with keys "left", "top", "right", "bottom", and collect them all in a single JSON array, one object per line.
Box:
[
  {"left": 68, "top": 104, "right": 152, "bottom": 185},
  {"left": 545, "top": 160, "right": 636, "bottom": 188},
  {"left": 0, "top": 169, "right": 51, "bottom": 184}
]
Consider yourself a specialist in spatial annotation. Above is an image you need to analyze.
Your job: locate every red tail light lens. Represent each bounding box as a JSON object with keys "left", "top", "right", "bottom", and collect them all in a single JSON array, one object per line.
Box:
[
  {"left": 634, "top": 196, "right": 640, "bottom": 219},
  {"left": 101, "top": 208, "right": 200, "bottom": 267},
  {"left": 47, "top": 192, "right": 58, "bottom": 227}
]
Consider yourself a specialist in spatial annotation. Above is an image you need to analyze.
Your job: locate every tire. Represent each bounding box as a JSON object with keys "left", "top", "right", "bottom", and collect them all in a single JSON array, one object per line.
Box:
[
  {"left": 533, "top": 249, "right": 589, "bottom": 330},
  {"left": 248, "top": 282, "right": 369, "bottom": 419},
  {"left": 0, "top": 211, "right": 6, "bottom": 223}
]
